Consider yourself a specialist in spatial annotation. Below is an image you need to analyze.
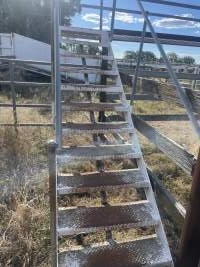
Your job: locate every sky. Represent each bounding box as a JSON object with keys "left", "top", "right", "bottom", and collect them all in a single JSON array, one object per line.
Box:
[{"left": 70, "top": 0, "right": 200, "bottom": 63}]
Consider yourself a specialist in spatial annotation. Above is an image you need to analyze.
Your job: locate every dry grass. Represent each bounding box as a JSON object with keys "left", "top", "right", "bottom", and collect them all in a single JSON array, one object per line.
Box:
[
  {"left": 0, "top": 107, "right": 52, "bottom": 266},
  {"left": 0, "top": 185, "right": 50, "bottom": 267},
  {"left": 0, "top": 88, "right": 198, "bottom": 265}
]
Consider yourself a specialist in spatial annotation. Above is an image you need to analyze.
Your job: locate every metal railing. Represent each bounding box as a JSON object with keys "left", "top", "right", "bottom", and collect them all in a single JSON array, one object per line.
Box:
[
  {"left": 0, "top": 58, "right": 52, "bottom": 128},
  {"left": 133, "top": 0, "right": 200, "bottom": 138}
]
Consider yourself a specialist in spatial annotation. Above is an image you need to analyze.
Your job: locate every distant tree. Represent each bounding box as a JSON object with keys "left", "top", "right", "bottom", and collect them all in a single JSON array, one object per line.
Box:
[
  {"left": 124, "top": 50, "right": 157, "bottom": 62},
  {"left": 167, "top": 52, "right": 179, "bottom": 63},
  {"left": 124, "top": 50, "right": 137, "bottom": 60},
  {"left": 0, "top": 0, "right": 81, "bottom": 43},
  {"left": 182, "top": 56, "right": 195, "bottom": 65},
  {"left": 140, "top": 51, "right": 157, "bottom": 62}
]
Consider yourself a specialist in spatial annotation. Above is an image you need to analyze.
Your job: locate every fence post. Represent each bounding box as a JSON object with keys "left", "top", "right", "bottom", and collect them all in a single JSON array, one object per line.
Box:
[
  {"left": 48, "top": 140, "right": 58, "bottom": 267},
  {"left": 175, "top": 148, "right": 200, "bottom": 267},
  {"left": 9, "top": 61, "right": 18, "bottom": 129}
]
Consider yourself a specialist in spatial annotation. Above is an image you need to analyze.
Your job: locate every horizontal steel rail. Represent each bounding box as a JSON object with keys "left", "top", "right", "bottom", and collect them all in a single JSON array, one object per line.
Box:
[
  {"left": 0, "top": 58, "right": 51, "bottom": 65},
  {"left": 113, "top": 29, "right": 200, "bottom": 47},
  {"left": 0, "top": 123, "right": 53, "bottom": 127},
  {"left": 81, "top": 3, "right": 200, "bottom": 23},
  {"left": 0, "top": 81, "right": 51, "bottom": 86},
  {"left": 0, "top": 103, "right": 51, "bottom": 108},
  {"left": 141, "top": 0, "right": 200, "bottom": 10}
]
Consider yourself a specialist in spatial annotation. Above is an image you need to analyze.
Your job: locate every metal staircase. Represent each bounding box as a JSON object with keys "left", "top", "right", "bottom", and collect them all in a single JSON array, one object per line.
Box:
[{"left": 49, "top": 2, "right": 173, "bottom": 266}]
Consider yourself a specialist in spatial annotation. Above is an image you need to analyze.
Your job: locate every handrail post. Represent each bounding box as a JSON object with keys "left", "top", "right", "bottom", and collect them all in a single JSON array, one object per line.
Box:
[
  {"left": 175, "top": 148, "right": 200, "bottom": 267},
  {"left": 52, "top": 0, "right": 62, "bottom": 148},
  {"left": 48, "top": 140, "right": 58, "bottom": 267},
  {"left": 100, "top": 0, "right": 103, "bottom": 31},
  {"left": 130, "top": 20, "right": 146, "bottom": 105},
  {"left": 110, "top": 0, "right": 117, "bottom": 40}
]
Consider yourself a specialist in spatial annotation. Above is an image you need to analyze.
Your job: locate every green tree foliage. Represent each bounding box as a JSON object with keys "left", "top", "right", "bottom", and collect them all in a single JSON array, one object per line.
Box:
[
  {"left": 182, "top": 56, "right": 195, "bottom": 65},
  {"left": 124, "top": 50, "right": 157, "bottom": 62},
  {"left": 124, "top": 50, "right": 137, "bottom": 60},
  {"left": 139, "top": 51, "right": 156, "bottom": 62},
  {"left": 0, "top": 0, "right": 80, "bottom": 43},
  {"left": 167, "top": 52, "right": 195, "bottom": 65},
  {"left": 167, "top": 52, "right": 178, "bottom": 63},
  {"left": 124, "top": 50, "right": 195, "bottom": 65}
]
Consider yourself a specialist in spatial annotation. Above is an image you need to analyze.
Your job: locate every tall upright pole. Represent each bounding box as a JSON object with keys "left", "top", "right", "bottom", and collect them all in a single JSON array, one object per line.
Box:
[
  {"left": 130, "top": 21, "right": 146, "bottom": 105},
  {"left": 100, "top": 0, "right": 103, "bottom": 30},
  {"left": 52, "top": 0, "right": 62, "bottom": 148},
  {"left": 110, "top": 0, "right": 117, "bottom": 40},
  {"left": 48, "top": 140, "right": 58, "bottom": 267}
]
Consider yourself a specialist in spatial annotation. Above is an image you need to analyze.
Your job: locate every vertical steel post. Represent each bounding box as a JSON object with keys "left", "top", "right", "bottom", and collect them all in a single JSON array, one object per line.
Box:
[
  {"left": 9, "top": 60, "right": 18, "bottom": 129},
  {"left": 51, "top": 0, "right": 55, "bottom": 126},
  {"left": 136, "top": 0, "right": 200, "bottom": 138},
  {"left": 175, "top": 148, "right": 200, "bottom": 267},
  {"left": 192, "top": 66, "right": 198, "bottom": 90},
  {"left": 48, "top": 140, "right": 58, "bottom": 267},
  {"left": 130, "top": 21, "right": 146, "bottom": 105},
  {"left": 110, "top": 0, "right": 117, "bottom": 40},
  {"left": 100, "top": 0, "right": 103, "bottom": 31},
  {"left": 52, "top": 0, "right": 62, "bottom": 148}
]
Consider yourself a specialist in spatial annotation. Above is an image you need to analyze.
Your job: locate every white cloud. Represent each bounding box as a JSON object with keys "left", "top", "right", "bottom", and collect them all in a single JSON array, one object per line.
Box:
[
  {"left": 93, "top": 25, "right": 110, "bottom": 30},
  {"left": 110, "top": 12, "right": 144, "bottom": 24},
  {"left": 82, "top": 12, "right": 144, "bottom": 28},
  {"left": 153, "top": 14, "right": 200, "bottom": 29},
  {"left": 82, "top": 13, "right": 109, "bottom": 24},
  {"left": 114, "top": 12, "right": 134, "bottom": 23}
]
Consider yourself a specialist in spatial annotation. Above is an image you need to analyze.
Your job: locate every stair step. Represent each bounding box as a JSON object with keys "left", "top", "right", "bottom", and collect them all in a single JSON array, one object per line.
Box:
[
  {"left": 61, "top": 66, "right": 117, "bottom": 75},
  {"left": 58, "top": 236, "right": 173, "bottom": 267},
  {"left": 61, "top": 52, "right": 113, "bottom": 60},
  {"left": 58, "top": 201, "right": 158, "bottom": 236},
  {"left": 60, "top": 26, "right": 103, "bottom": 39},
  {"left": 62, "top": 122, "right": 134, "bottom": 134},
  {"left": 57, "top": 144, "right": 141, "bottom": 162},
  {"left": 57, "top": 169, "right": 149, "bottom": 195},
  {"left": 61, "top": 84, "right": 122, "bottom": 93},
  {"left": 62, "top": 102, "right": 128, "bottom": 112}
]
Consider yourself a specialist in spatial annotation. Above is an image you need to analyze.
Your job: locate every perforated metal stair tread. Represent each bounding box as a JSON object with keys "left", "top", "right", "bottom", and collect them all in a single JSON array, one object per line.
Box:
[
  {"left": 57, "top": 169, "right": 150, "bottom": 194},
  {"left": 61, "top": 53, "right": 113, "bottom": 60},
  {"left": 60, "top": 66, "right": 117, "bottom": 75},
  {"left": 62, "top": 122, "right": 134, "bottom": 134},
  {"left": 57, "top": 144, "right": 141, "bottom": 161},
  {"left": 58, "top": 201, "right": 158, "bottom": 236},
  {"left": 58, "top": 237, "right": 173, "bottom": 267},
  {"left": 62, "top": 102, "right": 128, "bottom": 112},
  {"left": 61, "top": 84, "right": 122, "bottom": 93}
]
